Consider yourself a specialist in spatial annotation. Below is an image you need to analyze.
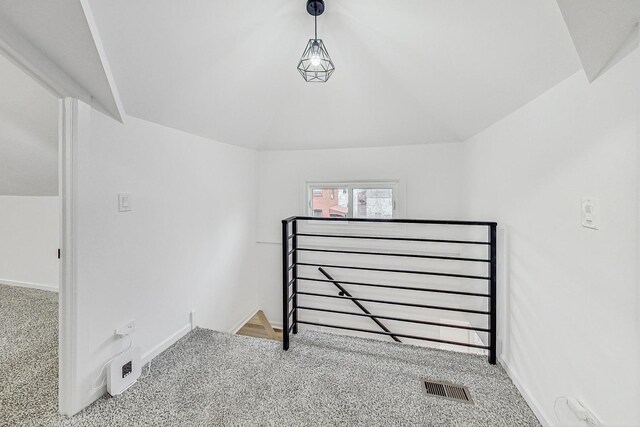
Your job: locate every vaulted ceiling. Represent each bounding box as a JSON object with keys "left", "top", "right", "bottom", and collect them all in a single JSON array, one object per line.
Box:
[
  {"left": 2, "top": 1, "right": 634, "bottom": 153},
  {"left": 87, "top": 0, "right": 582, "bottom": 150}
]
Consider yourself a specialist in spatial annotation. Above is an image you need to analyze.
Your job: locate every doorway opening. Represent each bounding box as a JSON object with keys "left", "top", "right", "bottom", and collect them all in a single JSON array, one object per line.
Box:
[{"left": 0, "top": 52, "right": 65, "bottom": 424}]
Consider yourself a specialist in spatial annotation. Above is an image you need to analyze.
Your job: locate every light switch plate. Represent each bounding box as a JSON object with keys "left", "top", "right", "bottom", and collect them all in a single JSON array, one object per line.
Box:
[
  {"left": 581, "top": 197, "right": 599, "bottom": 230},
  {"left": 118, "top": 193, "right": 132, "bottom": 212}
]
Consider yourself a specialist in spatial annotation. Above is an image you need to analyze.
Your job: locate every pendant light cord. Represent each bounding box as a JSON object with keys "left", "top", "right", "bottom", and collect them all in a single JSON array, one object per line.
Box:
[{"left": 314, "top": 13, "right": 317, "bottom": 40}]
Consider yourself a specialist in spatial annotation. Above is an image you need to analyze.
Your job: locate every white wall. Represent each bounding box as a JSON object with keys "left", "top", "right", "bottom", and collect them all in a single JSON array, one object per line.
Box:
[
  {"left": 0, "top": 196, "right": 59, "bottom": 290},
  {"left": 0, "top": 53, "right": 59, "bottom": 196},
  {"left": 0, "top": 53, "right": 59, "bottom": 293},
  {"left": 465, "top": 52, "right": 640, "bottom": 426},
  {"left": 72, "top": 102, "right": 259, "bottom": 411},
  {"left": 256, "top": 144, "right": 468, "bottom": 327}
]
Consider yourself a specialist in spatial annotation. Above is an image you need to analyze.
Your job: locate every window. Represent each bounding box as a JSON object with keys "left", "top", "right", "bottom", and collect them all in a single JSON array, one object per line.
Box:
[
  {"left": 307, "top": 181, "right": 398, "bottom": 219},
  {"left": 353, "top": 188, "right": 393, "bottom": 219},
  {"left": 308, "top": 187, "right": 349, "bottom": 218}
]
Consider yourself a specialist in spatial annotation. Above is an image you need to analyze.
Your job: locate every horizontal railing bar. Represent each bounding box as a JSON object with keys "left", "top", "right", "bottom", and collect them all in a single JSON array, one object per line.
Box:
[
  {"left": 287, "top": 248, "right": 296, "bottom": 256},
  {"left": 297, "top": 277, "right": 489, "bottom": 298},
  {"left": 288, "top": 323, "right": 295, "bottom": 334},
  {"left": 295, "top": 247, "right": 489, "bottom": 263},
  {"left": 287, "top": 263, "right": 296, "bottom": 272},
  {"left": 288, "top": 307, "right": 295, "bottom": 319},
  {"left": 294, "top": 233, "right": 489, "bottom": 245},
  {"left": 290, "top": 216, "right": 497, "bottom": 227},
  {"left": 296, "top": 262, "right": 489, "bottom": 281},
  {"left": 287, "top": 277, "right": 295, "bottom": 286},
  {"left": 297, "top": 321, "right": 490, "bottom": 349},
  {"left": 298, "top": 306, "right": 490, "bottom": 332},
  {"left": 297, "top": 291, "right": 490, "bottom": 315},
  {"left": 287, "top": 292, "right": 296, "bottom": 303}
]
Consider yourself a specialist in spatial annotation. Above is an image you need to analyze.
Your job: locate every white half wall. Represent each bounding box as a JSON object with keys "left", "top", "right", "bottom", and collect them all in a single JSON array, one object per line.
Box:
[
  {"left": 70, "top": 102, "right": 259, "bottom": 413},
  {"left": 0, "top": 196, "right": 59, "bottom": 290},
  {"left": 465, "top": 51, "right": 640, "bottom": 426}
]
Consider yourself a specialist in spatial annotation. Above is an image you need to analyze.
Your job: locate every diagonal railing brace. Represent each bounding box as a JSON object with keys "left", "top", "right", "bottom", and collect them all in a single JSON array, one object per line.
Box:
[{"left": 318, "top": 267, "right": 401, "bottom": 343}]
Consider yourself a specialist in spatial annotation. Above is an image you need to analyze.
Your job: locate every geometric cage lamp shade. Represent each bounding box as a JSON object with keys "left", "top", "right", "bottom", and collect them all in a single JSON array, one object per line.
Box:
[
  {"left": 297, "top": 39, "right": 335, "bottom": 82},
  {"left": 297, "top": 0, "right": 335, "bottom": 83}
]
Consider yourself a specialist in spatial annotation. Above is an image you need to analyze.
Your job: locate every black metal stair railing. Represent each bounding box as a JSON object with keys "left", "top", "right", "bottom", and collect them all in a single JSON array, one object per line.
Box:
[{"left": 282, "top": 216, "right": 498, "bottom": 365}]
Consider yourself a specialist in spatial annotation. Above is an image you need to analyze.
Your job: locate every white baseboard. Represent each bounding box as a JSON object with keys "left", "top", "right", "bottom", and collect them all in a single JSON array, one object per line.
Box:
[
  {"left": 0, "top": 278, "right": 58, "bottom": 293},
  {"left": 142, "top": 323, "right": 191, "bottom": 365},
  {"left": 229, "top": 307, "right": 260, "bottom": 334},
  {"left": 500, "top": 356, "right": 551, "bottom": 426}
]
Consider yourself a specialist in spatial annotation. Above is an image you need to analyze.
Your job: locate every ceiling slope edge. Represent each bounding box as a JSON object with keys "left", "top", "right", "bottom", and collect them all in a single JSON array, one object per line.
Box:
[
  {"left": 80, "top": 0, "right": 125, "bottom": 123},
  {"left": 557, "top": 0, "right": 640, "bottom": 83},
  {"left": 0, "top": 5, "right": 123, "bottom": 122},
  {"left": 593, "top": 24, "right": 639, "bottom": 82}
]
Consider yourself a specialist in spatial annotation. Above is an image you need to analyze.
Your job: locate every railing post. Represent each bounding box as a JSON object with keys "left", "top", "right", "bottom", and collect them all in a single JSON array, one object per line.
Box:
[
  {"left": 488, "top": 224, "right": 497, "bottom": 365},
  {"left": 292, "top": 220, "right": 298, "bottom": 334},
  {"left": 282, "top": 220, "right": 290, "bottom": 351}
]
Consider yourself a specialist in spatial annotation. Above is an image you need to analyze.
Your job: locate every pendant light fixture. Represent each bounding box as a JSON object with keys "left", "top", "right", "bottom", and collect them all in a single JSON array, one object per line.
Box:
[{"left": 297, "top": 0, "right": 335, "bottom": 82}]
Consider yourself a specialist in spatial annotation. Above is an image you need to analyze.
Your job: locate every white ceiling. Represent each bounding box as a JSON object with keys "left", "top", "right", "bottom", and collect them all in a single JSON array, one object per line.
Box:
[
  {"left": 87, "top": 0, "right": 581, "bottom": 150},
  {"left": 558, "top": 0, "right": 640, "bottom": 82},
  {"left": 0, "top": 53, "right": 59, "bottom": 196}
]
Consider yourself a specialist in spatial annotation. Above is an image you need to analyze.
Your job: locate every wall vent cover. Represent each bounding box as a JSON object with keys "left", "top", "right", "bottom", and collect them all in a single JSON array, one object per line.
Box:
[{"left": 421, "top": 379, "right": 473, "bottom": 404}]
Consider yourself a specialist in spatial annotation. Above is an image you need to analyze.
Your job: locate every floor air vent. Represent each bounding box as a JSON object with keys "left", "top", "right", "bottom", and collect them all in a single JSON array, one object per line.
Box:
[{"left": 421, "top": 380, "right": 473, "bottom": 404}]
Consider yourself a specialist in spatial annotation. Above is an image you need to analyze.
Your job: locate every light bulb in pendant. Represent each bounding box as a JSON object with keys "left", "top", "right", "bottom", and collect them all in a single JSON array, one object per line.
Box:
[{"left": 310, "top": 42, "right": 321, "bottom": 66}]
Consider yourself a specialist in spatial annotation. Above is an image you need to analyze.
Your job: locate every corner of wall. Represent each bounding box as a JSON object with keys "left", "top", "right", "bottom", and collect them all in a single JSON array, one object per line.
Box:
[{"left": 499, "top": 357, "right": 551, "bottom": 426}]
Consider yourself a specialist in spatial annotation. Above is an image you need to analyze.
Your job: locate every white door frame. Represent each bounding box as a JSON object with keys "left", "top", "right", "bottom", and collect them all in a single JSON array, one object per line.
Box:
[{"left": 58, "top": 98, "right": 79, "bottom": 416}]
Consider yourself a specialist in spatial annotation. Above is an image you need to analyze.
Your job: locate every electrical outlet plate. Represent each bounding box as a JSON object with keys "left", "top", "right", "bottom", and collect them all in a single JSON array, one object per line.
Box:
[
  {"left": 576, "top": 399, "right": 602, "bottom": 427},
  {"left": 115, "top": 319, "right": 135, "bottom": 337},
  {"left": 107, "top": 346, "right": 141, "bottom": 396}
]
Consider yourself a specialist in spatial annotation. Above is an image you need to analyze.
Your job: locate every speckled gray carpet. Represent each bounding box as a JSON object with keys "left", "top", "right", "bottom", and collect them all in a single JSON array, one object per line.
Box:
[
  {"left": 1, "top": 284, "right": 539, "bottom": 426},
  {"left": 0, "top": 283, "right": 59, "bottom": 427}
]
